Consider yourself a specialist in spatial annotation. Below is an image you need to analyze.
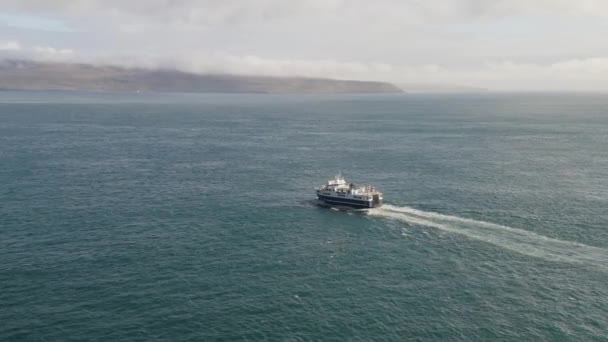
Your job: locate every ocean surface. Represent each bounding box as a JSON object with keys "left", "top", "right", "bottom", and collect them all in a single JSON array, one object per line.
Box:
[{"left": 1, "top": 91, "right": 607, "bottom": 341}]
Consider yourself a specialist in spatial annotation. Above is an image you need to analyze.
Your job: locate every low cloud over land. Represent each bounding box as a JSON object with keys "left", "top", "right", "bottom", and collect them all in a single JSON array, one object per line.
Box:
[{"left": 1, "top": 0, "right": 608, "bottom": 91}]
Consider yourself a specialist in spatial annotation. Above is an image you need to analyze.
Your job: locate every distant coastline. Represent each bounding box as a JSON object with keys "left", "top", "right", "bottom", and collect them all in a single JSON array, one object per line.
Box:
[{"left": 0, "top": 59, "right": 403, "bottom": 95}]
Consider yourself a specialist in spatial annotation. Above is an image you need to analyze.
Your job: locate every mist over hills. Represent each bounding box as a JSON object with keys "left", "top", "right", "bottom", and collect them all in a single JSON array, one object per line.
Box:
[
  {"left": 0, "top": 60, "right": 403, "bottom": 94},
  {"left": 397, "top": 83, "right": 487, "bottom": 94}
]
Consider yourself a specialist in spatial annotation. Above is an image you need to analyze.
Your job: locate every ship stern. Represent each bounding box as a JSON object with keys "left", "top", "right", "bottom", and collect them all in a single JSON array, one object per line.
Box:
[{"left": 372, "top": 194, "right": 383, "bottom": 207}]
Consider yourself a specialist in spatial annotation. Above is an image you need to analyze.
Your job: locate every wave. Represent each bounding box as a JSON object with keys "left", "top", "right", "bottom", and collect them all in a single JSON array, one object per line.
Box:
[{"left": 368, "top": 204, "right": 608, "bottom": 270}]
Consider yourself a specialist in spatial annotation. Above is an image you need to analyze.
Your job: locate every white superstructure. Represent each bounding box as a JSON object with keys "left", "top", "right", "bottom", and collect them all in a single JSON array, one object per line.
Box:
[{"left": 316, "top": 174, "right": 383, "bottom": 208}]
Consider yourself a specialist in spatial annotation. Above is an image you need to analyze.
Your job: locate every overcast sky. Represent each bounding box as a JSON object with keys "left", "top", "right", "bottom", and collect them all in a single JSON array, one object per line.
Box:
[{"left": 1, "top": 0, "right": 608, "bottom": 91}]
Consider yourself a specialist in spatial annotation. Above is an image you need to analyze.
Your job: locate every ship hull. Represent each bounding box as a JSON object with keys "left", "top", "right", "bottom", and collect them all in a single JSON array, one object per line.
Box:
[{"left": 317, "top": 194, "right": 381, "bottom": 208}]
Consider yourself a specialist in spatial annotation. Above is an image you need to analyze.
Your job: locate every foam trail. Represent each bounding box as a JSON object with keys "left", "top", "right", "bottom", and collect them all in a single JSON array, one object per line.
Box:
[{"left": 368, "top": 204, "right": 608, "bottom": 270}]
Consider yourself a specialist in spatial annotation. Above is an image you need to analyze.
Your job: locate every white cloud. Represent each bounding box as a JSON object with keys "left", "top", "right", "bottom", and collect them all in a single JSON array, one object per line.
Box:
[
  {"left": 1, "top": 1, "right": 608, "bottom": 91},
  {"left": 0, "top": 42, "right": 76, "bottom": 61},
  {"left": 0, "top": 41, "right": 21, "bottom": 51},
  {"left": 33, "top": 46, "right": 74, "bottom": 55},
  {"left": 5, "top": 0, "right": 608, "bottom": 25},
  {"left": 489, "top": 58, "right": 608, "bottom": 89}
]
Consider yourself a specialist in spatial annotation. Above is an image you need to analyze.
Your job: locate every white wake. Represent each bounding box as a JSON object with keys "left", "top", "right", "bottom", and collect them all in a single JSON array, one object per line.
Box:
[{"left": 368, "top": 204, "right": 608, "bottom": 270}]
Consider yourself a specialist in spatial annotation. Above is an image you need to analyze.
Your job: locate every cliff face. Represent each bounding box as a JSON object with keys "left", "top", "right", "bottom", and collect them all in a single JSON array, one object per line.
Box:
[{"left": 0, "top": 60, "right": 403, "bottom": 94}]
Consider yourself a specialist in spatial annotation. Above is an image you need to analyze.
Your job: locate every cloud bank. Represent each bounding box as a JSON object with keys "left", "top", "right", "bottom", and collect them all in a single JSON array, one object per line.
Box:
[{"left": 1, "top": 1, "right": 608, "bottom": 91}]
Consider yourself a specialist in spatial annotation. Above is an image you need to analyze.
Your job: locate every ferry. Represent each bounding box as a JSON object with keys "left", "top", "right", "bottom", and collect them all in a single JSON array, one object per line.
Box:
[{"left": 316, "top": 174, "right": 383, "bottom": 208}]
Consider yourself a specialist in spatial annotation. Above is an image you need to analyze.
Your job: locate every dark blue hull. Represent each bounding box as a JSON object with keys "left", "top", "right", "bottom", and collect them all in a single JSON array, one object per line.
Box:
[{"left": 317, "top": 194, "right": 373, "bottom": 208}]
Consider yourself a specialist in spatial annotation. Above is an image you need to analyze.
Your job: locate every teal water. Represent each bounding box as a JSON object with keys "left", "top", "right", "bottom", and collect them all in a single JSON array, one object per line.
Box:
[{"left": 1, "top": 91, "right": 607, "bottom": 341}]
